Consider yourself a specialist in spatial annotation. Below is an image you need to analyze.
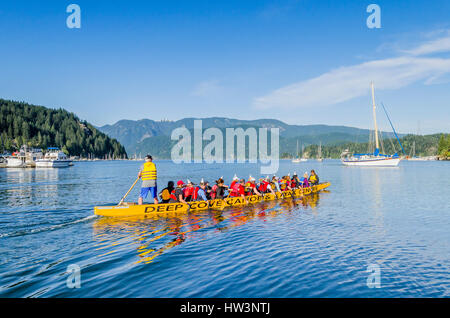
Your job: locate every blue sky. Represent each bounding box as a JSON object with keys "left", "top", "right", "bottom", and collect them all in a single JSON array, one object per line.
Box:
[{"left": 0, "top": 0, "right": 449, "bottom": 134}]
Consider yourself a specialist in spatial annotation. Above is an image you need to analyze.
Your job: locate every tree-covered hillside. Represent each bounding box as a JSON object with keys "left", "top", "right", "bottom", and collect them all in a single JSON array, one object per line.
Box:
[
  {"left": 302, "top": 134, "right": 447, "bottom": 159},
  {"left": 438, "top": 134, "right": 450, "bottom": 160},
  {"left": 0, "top": 99, "right": 127, "bottom": 158}
]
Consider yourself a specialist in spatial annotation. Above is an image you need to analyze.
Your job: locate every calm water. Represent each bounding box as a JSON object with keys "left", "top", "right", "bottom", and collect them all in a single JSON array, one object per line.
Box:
[{"left": 0, "top": 160, "right": 449, "bottom": 297}]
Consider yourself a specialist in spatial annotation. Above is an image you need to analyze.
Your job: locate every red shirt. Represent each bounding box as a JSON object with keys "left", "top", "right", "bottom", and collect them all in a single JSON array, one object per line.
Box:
[
  {"left": 184, "top": 186, "right": 194, "bottom": 197},
  {"left": 230, "top": 182, "right": 244, "bottom": 196}
]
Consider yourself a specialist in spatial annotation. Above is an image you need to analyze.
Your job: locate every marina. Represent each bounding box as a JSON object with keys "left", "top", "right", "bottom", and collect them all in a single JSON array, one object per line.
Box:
[{"left": 0, "top": 146, "right": 72, "bottom": 169}]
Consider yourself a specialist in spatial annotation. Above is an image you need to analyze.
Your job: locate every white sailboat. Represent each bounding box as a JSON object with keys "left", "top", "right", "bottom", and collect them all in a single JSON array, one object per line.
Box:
[
  {"left": 292, "top": 140, "right": 307, "bottom": 163},
  {"left": 408, "top": 141, "right": 420, "bottom": 161},
  {"left": 292, "top": 140, "right": 301, "bottom": 163},
  {"left": 341, "top": 82, "right": 400, "bottom": 166},
  {"left": 407, "top": 139, "right": 437, "bottom": 161},
  {"left": 300, "top": 144, "right": 308, "bottom": 162},
  {"left": 317, "top": 141, "right": 323, "bottom": 162}
]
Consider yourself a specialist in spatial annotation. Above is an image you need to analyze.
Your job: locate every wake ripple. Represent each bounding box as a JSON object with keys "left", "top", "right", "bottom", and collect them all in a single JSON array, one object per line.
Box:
[{"left": 0, "top": 215, "right": 98, "bottom": 239}]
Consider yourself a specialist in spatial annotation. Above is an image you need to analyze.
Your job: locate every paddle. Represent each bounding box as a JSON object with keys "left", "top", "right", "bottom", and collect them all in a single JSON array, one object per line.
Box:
[{"left": 118, "top": 177, "right": 140, "bottom": 206}]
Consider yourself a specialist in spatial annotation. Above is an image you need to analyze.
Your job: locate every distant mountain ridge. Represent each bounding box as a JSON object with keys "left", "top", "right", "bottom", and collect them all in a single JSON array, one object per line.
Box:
[
  {"left": 99, "top": 117, "right": 381, "bottom": 141},
  {"left": 98, "top": 117, "right": 401, "bottom": 159}
]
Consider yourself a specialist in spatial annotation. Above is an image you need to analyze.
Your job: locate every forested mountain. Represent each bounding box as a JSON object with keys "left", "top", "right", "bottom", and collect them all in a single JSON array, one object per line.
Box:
[
  {"left": 0, "top": 99, "right": 127, "bottom": 158},
  {"left": 99, "top": 117, "right": 400, "bottom": 157}
]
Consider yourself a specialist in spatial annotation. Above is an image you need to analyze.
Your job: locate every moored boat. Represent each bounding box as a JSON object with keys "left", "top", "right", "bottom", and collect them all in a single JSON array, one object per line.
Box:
[
  {"left": 5, "top": 145, "right": 44, "bottom": 168},
  {"left": 6, "top": 155, "right": 26, "bottom": 167},
  {"left": 0, "top": 155, "right": 6, "bottom": 167},
  {"left": 407, "top": 156, "right": 437, "bottom": 161},
  {"left": 341, "top": 153, "right": 400, "bottom": 166},
  {"left": 341, "top": 82, "right": 401, "bottom": 167},
  {"left": 292, "top": 140, "right": 308, "bottom": 163},
  {"left": 94, "top": 182, "right": 331, "bottom": 217},
  {"left": 36, "top": 147, "right": 73, "bottom": 168},
  {"left": 317, "top": 141, "right": 323, "bottom": 162}
]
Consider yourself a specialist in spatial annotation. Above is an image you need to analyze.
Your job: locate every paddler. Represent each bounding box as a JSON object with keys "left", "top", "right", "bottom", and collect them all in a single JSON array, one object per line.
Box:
[
  {"left": 271, "top": 176, "right": 281, "bottom": 192},
  {"left": 138, "top": 155, "right": 158, "bottom": 205},
  {"left": 204, "top": 181, "right": 212, "bottom": 200},
  {"left": 159, "top": 181, "right": 174, "bottom": 203},
  {"left": 170, "top": 180, "right": 187, "bottom": 204},
  {"left": 285, "top": 175, "right": 293, "bottom": 191},
  {"left": 279, "top": 177, "right": 287, "bottom": 191},
  {"left": 212, "top": 178, "right": 228, "bottom": 199},
  {"left": 229, "top": 175, "right": 245, "bottom": 197},
  {"left": 230, "top": 178, "right": 247, "bottom": 203},
  {"left": 301, "top": 172, "right": 310, "bottom": 188},
  {"left": 229, "top": 174, "right": 239, "bottom": 192},
  {"left": 309, "top": 170, "right": 319, "bottom": 185},
  {"left": 291, "top": 173, "right": 299, "bottom": 189},
  {"left": 259, "top": 176, "right": 276, "bottom": 195},
  {"left": 183, "top": 179, "right": 195, "bottom": 202},
  {"left": 196, "top": 181, "right": 208, "bottom": 201},
  {"left": 245, "top": 176, "right": 261, "bottom": 196}
]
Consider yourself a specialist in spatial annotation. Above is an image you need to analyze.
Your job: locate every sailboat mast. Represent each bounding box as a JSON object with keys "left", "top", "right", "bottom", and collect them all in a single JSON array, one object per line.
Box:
[{"left": 371, "top": 82, "right": 380, "bottom": 150}]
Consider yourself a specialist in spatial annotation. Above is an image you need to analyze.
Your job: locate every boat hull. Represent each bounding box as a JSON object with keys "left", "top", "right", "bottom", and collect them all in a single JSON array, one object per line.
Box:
[
  {"left": 407, "top": 156, "right": 437, "bottom": 161},
  {"left": 6, "top": 158, "right": 26, "bottom": 167},
  {"left": 341, "top": 157, "right": 400, "bottom": 166},
  {"left": 94, "top": 182, "right": 331, "bottom": 217},
  {"left": 35, "top": 160, "right": 72, "bottom": 168}
]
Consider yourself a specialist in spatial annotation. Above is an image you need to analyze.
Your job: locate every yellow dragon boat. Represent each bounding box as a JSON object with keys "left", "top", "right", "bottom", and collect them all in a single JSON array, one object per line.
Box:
[{"left": 94, "top": 182, "right": 330, "bottom": 218}]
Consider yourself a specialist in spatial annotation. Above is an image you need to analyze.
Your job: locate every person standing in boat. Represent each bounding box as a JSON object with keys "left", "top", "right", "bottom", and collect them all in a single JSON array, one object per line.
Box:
[{"left": 138, "top": 155, "right": 158, "bottom": 205}]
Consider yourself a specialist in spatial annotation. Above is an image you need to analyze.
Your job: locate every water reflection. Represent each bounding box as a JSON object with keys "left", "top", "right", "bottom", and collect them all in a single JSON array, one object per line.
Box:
[{"left": 92, "top": 193, "right": 323, "bottom": 265}]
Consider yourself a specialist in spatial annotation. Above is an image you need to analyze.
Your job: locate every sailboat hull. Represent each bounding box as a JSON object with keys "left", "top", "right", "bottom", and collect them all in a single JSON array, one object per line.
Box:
[
  {"left": 292, "top": 158, "right": 307, "bottom": 163},
  {"left": 342, "top": 157, "right": 400, "bottom": 166}
]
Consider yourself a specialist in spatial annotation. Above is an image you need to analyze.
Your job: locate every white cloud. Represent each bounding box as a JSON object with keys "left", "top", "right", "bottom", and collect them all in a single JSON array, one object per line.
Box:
[
  {"left": 253, "top": 32, "right": 450, "bottom": 110},
  {"left": 403, "top": 32, "right": 450, "bottom": 56}
]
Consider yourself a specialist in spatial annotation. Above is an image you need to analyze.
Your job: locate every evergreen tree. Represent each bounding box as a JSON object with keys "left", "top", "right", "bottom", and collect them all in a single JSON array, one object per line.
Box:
[{"left": 0, "top": 98, "right": 127, "bottom": 158}]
